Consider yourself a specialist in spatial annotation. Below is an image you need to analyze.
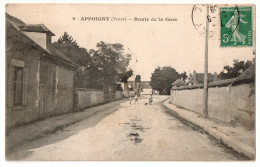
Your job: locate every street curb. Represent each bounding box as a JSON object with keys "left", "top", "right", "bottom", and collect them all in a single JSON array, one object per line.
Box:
[
  {"left": 6, "top": 99, "right": 126, "bottom": 155},
  {"left": 6, "top": 115, "right": 85, "bottom": 155},
  {"left": 162, "top": 100, "right": 255, "bottom": 160}
]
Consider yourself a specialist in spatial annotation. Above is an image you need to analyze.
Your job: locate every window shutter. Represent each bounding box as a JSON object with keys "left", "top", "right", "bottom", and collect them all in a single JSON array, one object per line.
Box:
[
  {"left": 22, "top": 67, "right": 28, "bottom": 105},
  {"left": 8, "top": 66, "right": 14, "bottom": 107}
]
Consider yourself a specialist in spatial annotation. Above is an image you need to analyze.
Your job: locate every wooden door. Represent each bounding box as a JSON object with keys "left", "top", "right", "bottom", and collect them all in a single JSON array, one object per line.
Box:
[{"left": 38, "top": 60, "right": 56, "bottom": 120}]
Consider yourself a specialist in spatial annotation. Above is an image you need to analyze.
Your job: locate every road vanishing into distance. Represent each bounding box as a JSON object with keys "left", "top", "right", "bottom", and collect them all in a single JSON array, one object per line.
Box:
[{"left": 7, "top": 95, "right": 247, "bottom": 160}]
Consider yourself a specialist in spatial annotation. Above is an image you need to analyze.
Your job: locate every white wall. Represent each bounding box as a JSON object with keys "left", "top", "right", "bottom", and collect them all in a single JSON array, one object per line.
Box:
[
  {"left": 23, "top": 32, "right": 47, "bottom": 50},
  {"left": 171, "top": 83, "right": 255, "bottom": 129}
]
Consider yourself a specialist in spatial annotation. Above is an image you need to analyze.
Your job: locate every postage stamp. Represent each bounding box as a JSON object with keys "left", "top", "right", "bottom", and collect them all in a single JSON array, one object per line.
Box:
[{"left": 220, "top": 6, "right": 253, "bottom": 47}]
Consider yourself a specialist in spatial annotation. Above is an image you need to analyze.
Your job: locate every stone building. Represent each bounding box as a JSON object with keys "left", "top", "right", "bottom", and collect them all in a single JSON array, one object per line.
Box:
[{"left": 6, "top": 13, "right": 76, "bottom": 128}]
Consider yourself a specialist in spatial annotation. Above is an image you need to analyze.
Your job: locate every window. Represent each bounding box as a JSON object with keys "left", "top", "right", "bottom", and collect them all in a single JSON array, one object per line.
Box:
[{"left": 14, "top": 66, "right": 24, "bottom": 106}]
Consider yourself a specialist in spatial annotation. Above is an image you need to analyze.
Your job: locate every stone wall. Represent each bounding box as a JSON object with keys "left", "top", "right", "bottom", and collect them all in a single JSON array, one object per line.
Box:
[
  {"left": 115, "top": 91, "right": 124, "bottom": 100},
  {"left": 171, "top": 83, "right": 255, "bottom": 129},
  {"left": 74, "top": 89, "right": 124, "bottom": 110},
  {"left": 123, "top": 90, "right": 135, "bottom": 98}
]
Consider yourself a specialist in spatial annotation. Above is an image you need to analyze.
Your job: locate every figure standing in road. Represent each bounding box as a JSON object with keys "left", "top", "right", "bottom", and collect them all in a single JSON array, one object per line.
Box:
[
  {"left": 148, "top": 94, "right": 153, "bottom": 105},
  {"left": 129, "top": 96, "right": 132, "bottom": 105},
  {"left": 134, "top": 94, "right": 138, "bottom": 104}
]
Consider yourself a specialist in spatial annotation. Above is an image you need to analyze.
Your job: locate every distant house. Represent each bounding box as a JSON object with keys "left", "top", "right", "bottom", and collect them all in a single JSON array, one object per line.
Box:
[
  {"left": 127, "top": 81, "right": 152, "bottom": 91},
  {"left": 6, "top": 13, "right": 76, "bottom": 128},
  {"left": 186, "top": 70, "right": 217, "bottom": 85},
  {"left": 141, "top": 81, "right": 152, "bottom": 89},
  {"left": 171, "top": 77, "right": 185, "bottom": 87}
]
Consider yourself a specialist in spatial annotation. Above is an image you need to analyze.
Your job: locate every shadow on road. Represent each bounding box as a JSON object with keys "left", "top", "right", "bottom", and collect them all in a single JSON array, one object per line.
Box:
[{"left": 7, "top": 101, "right": 125, "bottom": 160}]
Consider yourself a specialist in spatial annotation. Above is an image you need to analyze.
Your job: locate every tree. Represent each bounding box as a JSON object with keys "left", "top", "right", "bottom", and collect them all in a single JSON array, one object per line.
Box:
[
  {"left": 119, "top": 69, "right": 133, "bottom": 83},
  {"left": 150, "top": 66, "right": 180, "bottom": 95},
  {"left": 135, "top": 75, "right": 141, "bottom": 83},
  {"left": 118, "top": 69, "right": 133, "bottom": 91},
  {"left": 218, "top": 59, "right": 253, "bottom": 80},
  {"left": 54, "top": 33, "right": 132, "bottom": 90},
  {"left": 134, "top": 75, "right": 142, "bottom": 96},
  {"left": 53, "top": 32, "right": 92, "bottom": 88},
  {"left": 86, "top": 41, "right": 131, "bottom": 91},
  {"left": 180, "top": 72, "right": 188, "bottom": 81},
  {"left": 53, "top": 32, "right": 91, "bottom": 66},
  {"left": 57, "top": 32, "right": 77, "bottom": 45}
]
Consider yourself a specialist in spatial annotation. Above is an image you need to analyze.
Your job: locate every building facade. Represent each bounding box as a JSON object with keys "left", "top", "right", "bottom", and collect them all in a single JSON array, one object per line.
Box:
[{"left": 6, "top": 13, "right": 76, "bottom": 128}]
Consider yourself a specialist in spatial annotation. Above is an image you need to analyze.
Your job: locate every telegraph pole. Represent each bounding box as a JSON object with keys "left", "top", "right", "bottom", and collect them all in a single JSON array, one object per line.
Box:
[{"left": 203, "top": 5, "right": 209, "bottom": 117}]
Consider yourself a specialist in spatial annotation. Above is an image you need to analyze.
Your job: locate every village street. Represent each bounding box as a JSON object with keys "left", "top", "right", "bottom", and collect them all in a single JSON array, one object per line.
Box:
[{"left": 7, "top": 95, "right": 246, "bottom": 161}]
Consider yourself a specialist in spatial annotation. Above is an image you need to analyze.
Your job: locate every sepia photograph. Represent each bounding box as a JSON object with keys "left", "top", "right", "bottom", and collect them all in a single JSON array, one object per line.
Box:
[{"left": 3, "top": 2, "right": 257, "bottom": 162}]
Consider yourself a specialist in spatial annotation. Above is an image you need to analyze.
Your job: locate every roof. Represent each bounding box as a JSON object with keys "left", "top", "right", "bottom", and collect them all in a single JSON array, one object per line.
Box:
[
  {"left": 6, "top": 12, "right": 55, "bottom": 36},
  {"left": 6, "top": 13, "right": 26, "bottom": 25},
  {"left": 6, "top": 20, "right": 47, "bottom": 53},
  {"left": 208, "top": 78, "right": 237, "bottom": 87},
  {"left": 235, "top": 64, "right": 255, "bottom": 82},
  {"left": 172, "top": 79, "right": 185, "bottom": 86},
  {"left": 186, "top": 79, "right": 193, "bottom": 84},
  {"left": 48, "top": 44, "right": 75, "bottom": 65},
  {"left": 6, "top": 13, "right": 76, "bottom": 68},
  {"left": 18, "top": 24, "right": 55, "bottom": 36},
  {"left": 172, "top": 64, "right": 255, "bottom": 90}
]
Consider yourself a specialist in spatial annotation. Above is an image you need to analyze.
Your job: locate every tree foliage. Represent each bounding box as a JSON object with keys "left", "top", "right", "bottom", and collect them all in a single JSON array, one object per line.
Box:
[
  {"left": 218, "top": 59, "right": 254, "bottom": 80},
  {"left": 54, "top": 33, "right": 132, "bottom": 91},
  {"left": 86, "top": 41, "right": 131, "bottom": 91},
  {"left": 53, "top": 32, "right": 92, "bottom": 87},
  {"left": 119, "top": 69, "right": 133, "bottom": 83},
  {"left": 150, "top": 66, "right": 180, "bottom": 95},
  {"left": 54, "top": 32, "right": 91, "bottom": 66},
  {"left": 135, "top": 75, "right": 141, "bottom": 83},
  {"left": 179, "top": 72, "right": 188, "bottom": 81}
]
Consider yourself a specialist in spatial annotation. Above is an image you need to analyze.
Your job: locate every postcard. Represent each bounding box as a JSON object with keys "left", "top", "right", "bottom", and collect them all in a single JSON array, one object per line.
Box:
[{"left": 5, "top": 3, "right": 256, "bottom": 161}]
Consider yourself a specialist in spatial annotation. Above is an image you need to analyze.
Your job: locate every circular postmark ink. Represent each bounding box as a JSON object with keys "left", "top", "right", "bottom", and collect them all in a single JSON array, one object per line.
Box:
[
  {"left": 191, "top": 4, "right": 240, "bottom": 40},
  {"left": 192, "top": 4, "right": 219, "bottom": 39}
]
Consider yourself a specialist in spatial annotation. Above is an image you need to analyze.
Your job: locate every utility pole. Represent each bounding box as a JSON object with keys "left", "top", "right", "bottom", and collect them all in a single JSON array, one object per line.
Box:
[{"left": 203, "top": 4, "right": 209, "bottom": 117}]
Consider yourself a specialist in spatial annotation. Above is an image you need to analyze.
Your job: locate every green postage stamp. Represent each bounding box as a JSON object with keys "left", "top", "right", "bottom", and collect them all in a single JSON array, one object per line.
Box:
[{"left": 220, "top": 6, "right": 253, "bottom": 47}]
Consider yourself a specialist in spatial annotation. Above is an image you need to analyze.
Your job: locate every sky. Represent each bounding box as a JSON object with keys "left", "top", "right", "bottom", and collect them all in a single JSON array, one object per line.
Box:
[{"left": 6, "top": 4, "right": 255, "bottom": 81}]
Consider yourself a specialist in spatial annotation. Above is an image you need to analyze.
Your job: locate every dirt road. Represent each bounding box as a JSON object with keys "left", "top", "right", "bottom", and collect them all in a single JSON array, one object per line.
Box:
[{"left": 7, "top": 95, "right": 246, "bottom": 160}]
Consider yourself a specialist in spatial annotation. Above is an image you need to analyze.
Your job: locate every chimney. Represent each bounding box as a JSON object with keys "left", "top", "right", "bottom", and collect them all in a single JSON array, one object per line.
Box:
[{"left": 46, "top": 34, "right": 52, "bottom": 52}]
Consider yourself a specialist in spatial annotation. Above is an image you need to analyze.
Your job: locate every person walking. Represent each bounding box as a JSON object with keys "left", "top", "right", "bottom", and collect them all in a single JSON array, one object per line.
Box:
[
  {"left": 148, "top": 94, "right": 153, "bottom": 105},
  {"left": 134, "top": 94, "right": 138, "bottom": 104},
  {"left": 129, "top": 96, "right": 132, "bottom": 105}
]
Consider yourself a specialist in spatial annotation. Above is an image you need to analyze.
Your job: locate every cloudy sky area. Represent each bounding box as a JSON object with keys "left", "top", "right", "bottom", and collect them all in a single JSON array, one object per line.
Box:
[{"left": 6, "top": 4, "right": 255, "bottom": 81}]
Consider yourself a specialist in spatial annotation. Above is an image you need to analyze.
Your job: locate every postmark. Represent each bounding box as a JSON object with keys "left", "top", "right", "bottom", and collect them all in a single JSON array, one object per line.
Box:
[
  {"left": 220, "top": 6, "right": 253, "bottom": 47},
  {"left": 192, "top": 4, "right": 219, "bottom": 40}
]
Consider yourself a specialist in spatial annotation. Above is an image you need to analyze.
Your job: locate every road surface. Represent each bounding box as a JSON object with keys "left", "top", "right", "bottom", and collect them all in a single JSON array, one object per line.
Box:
[{"left": 7, "top": 95, "right": 246, "bottom": 160}]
